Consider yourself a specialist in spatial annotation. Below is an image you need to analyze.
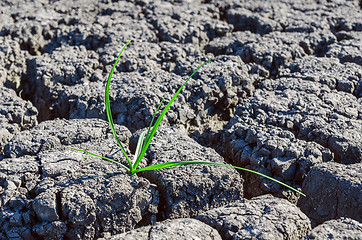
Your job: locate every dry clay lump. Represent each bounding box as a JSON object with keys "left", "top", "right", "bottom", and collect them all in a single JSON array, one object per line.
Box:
[
  {"left": 135, "top": 126, "right": 244, "bottom": 219},
  {"left": 0, "top": 87, "right": 38, "bottom": 155},
  {"left": 305, "top": 217, "right": 362, "bottom": 240},
  {"left": 0, "top": 37, "right": 29, "bottom": 90},
  {"left": 196, "top": 194, "right": 311, "bottom": 240},
  {"left": 99, "top": 218, "right": 222, "bottom": 240},
  {"left": 299, "top": 162, "right": 362, "bottom": 227},
  {"left": 4, "top": 118, "right": 130, "bottom": 159}
]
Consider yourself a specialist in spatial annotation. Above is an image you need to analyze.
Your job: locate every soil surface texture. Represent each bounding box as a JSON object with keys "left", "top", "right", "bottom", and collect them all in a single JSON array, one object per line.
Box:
[{"left": 0, "top": 0, "right": 361, "bottom": 239}]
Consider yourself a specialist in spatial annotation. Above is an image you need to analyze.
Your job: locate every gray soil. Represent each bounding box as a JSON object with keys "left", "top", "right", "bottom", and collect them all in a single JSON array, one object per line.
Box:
[{"left": 0, "top": 0, "right": 361, "bottom": 239}]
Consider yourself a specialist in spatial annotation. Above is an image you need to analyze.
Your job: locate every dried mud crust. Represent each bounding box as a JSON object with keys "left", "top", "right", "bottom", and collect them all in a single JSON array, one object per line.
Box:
[
  {"left": 0, "top": 87, "right": 38, "bottom": 155},
  {"left": 1, "top": 119, "right": 241, "bottom": 239},
  {"left": 26, "top": 50, "right": 262, "bottom": 134},
  {"left": 98, "top": 218, "right": 223, "bottom": 240},
  {"left": 223, "top": 53, "right": 361, "bottom": 202},
  {"left": 299, "top": 162, "right": 362, "bottom": 227},
  {"left": 1, "top": 119, "right": 159, "bottom": 239},
  {"left": 196, "top": 194, "right": 311, "bottom": 240},
  {"left": 135, "top": 127, "right": 244, "bottom": 219},
  {"left": 305, "top": 217, "right": 362, "bottom": 240},
  {"left": 0, "top": 0, "right": 361, "bottom": 239}
]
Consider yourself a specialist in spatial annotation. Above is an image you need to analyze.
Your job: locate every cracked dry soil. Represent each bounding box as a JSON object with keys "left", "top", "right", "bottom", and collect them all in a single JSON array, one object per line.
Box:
[{"left": 0, "top": 0, "right": 361, "bottom": 239}]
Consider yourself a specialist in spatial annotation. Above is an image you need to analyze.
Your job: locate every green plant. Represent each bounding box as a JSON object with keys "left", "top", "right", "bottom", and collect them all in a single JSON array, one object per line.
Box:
[{"left": 70, "top": 39, "right": 305, "bottom": 197}]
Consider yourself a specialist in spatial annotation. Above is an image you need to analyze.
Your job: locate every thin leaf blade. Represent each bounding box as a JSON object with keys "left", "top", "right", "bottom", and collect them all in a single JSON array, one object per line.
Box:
[
  {"left": 135, "top": 160, "right": 305, "bottom": 196},
  {"left": 133, "top": 57, "right": 213, "bottom": 173},
  {"left": 105, "top": 39, "right": 133, "bottom": 170},
  {"left": 132, "top": 130, "right": 147, "bottom": 167},
  {"left": 67, "top": 146, "right": 130, "bottom": 172},
  {"left": 144, "top": 94, "right": 167, "bottom": 145},
  {"left": 133, "top": 94, "right": 167, "bottom": 170}
]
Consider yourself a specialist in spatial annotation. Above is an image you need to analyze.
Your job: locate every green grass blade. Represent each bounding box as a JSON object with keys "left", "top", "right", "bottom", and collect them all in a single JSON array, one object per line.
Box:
[
  {"left": 133, "top": 94, "right": 167, "bottom": 170},
  {"left": 67, "top": 146, "right": 130, "bottom": 172},
  {"left": 133, "top": 57, "right": 213, "bottom": 174},
  {"left": 135, "top": 160, "right": 305, "bottom": 196},
  {"left": 105, "top": 39, "right": 133, "bottom": 169},
  {"left": 145, "top": 94, "right": 167, "bottom": 145},
  {"left": 133, "top": 130, "right": 147, "bottom": 167}
]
